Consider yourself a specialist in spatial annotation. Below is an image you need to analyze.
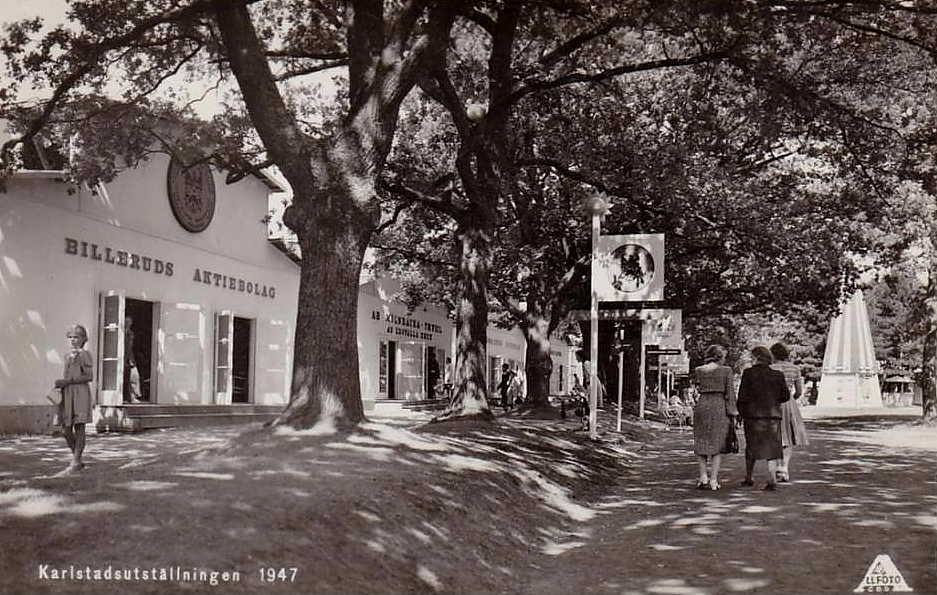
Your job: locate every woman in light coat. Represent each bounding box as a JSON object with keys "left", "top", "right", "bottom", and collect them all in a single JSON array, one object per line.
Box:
[
  {"left": 691, "top": 345, "right": 738, "bottom": 490},
  {"left": 770, "top": 342, "right": 808, "bottom": 482}
]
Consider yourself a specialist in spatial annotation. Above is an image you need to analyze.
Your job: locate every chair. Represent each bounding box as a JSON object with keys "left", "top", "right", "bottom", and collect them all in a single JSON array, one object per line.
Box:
[{"left": 659, "top": 404, "right": 688, "bottom": 430}]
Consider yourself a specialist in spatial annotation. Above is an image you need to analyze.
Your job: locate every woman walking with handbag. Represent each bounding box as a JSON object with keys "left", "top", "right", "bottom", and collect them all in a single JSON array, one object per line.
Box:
[{"left": 690, "top": 345, "right": 738, "bottom": 491}]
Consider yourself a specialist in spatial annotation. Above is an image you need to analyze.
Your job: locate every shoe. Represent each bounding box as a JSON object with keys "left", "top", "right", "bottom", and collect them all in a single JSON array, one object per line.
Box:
[
  {"left": 709, "top": 480, "right": 721, "bottom": 491},
  {"left": 696, "top": 481, "right": 709, "bottom": 490},
  {"left": 741, "top": 478, "right": 754, "bottom": 487},
  {"left": 764, "top": 482, "right": 777, "bottom": 491},
  {"left": 777, "top": 472, "right": 790, "bottom": 483}
]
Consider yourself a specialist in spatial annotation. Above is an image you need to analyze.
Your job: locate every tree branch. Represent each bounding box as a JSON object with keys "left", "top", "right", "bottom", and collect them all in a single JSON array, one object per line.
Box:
[
  {"left": 505, "top": 50, "right": 730, "bottom": 111},
  {"left": 1, "top": 0, "right": 234, "bottom": 170},
  {"left": 213, "top": 1, "right": 313, "bottom": 188},
  {"left": 515, "top": 156, "right": 672, "bottom": 218},
  {"left": 379, "top": 178, "right": 464, "bottom": 221}
]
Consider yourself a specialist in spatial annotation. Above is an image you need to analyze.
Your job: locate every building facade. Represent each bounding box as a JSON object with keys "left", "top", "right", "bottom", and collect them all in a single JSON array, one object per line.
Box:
[
  {"left": 0, "top": 151, "right": 299, "bottom": 433},
  {"left": 0, "top": 142, "right": 576, "bottom": 433},
  {"left": 356, "top": 278, "right": 574, "bottom": 410}
]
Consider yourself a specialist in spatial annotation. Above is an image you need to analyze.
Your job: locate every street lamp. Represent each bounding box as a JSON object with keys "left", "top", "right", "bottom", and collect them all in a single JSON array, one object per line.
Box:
[
  {"left": 582, "top": 192, "right": 608, "bottom": 440},
  {"left": 466, "top": 102, "right": 488, "bottom": 122}
]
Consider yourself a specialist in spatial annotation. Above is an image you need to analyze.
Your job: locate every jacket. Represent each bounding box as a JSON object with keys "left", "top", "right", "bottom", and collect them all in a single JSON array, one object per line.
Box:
[
  {"left": 737, "top": 363, "right": 790, "bottom": 419},
  {"left": 691, "top": 362, "right": 738, "bottom": 417}
]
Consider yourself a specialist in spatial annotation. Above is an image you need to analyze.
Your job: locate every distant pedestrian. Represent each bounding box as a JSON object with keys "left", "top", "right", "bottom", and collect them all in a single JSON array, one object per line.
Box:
[
  {"left": 443, "top": 357, "right": 454, "bottom": 403},
  {"left": 123, "top": 315, "right": 141, "bottom": 402},
  {"left": 497, "top": 363, "right": 515, "bottom": 410},
  {"left": 690, "top": 345, "right": 738, "bottom": 491},
  {"left": 509, "top": 365, "right": 525, "bottom": 406},
  {"left": 737, "top": 346, "right": 790, "bottom": 490},
  {"left": 54, "top": 324, "right": 94, "bottom": 475},
  {"left": 770, "top": 342, "right": 809, "bottom": 482},
  {"left": 427, "top": 354, "right": 440, "bottom": 400}
]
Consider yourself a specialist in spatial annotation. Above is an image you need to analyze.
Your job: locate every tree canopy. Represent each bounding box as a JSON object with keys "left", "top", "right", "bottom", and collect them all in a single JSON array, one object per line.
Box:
[{"left": 3, "top": 0, "right": 937, "bottom": 426}]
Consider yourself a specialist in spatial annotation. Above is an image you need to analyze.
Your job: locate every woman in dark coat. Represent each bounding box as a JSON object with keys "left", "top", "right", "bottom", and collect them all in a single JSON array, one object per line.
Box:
[
  {"left": 691, "top": 345, "right": 738, "bottom": 491},
  {"left": 737, "top": 346, "right": 790, "bottom": 490}
]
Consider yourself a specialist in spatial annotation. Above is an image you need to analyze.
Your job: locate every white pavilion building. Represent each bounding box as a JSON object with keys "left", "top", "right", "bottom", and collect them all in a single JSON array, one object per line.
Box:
[{"left": 816, "top": 290, "right": 884, "bottom": 408}]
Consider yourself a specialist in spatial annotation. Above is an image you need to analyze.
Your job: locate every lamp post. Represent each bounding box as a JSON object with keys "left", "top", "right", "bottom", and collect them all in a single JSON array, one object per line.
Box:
[
  {"left": 583, "top": 193, "right": 608, "bottom": 440},
  {"left": 466, "top": 102, "right": 487, "bottom": 122}
]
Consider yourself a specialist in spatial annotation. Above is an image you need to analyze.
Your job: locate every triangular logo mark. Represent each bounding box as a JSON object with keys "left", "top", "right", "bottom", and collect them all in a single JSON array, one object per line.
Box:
[{"left": 854, "top": 554, "right": 913, "bottom": 593}]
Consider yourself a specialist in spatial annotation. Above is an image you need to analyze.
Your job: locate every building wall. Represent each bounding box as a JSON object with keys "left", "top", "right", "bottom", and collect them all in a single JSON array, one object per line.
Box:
[
  {"left": 0, "top": 156, "right": 299, "bottom": 433},
  {"left": 1, "top": 152, "right": 580, "bottom": 432},
  {"left": 357, "top": 280, "right": 452, "bottom": 404}
]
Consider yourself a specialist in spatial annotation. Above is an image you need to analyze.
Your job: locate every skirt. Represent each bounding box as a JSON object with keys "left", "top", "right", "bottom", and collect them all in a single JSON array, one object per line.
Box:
[
  {"left": 60, "top": 383, "right": 93, "bottom": 426},
  {"left": 743, "top": 418, "right": 783, "bottom": 460},
  {"left": 693, "top": 393, "right": 731, "bottom": 456},
  {"left": 780, "top": 399, "right": 809, "bottom": 447}
]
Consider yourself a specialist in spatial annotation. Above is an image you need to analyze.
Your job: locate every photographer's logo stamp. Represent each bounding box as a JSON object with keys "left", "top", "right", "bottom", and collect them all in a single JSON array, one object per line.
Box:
[{"left": 854, "top": 554, "right": 912, "bottom": 593}]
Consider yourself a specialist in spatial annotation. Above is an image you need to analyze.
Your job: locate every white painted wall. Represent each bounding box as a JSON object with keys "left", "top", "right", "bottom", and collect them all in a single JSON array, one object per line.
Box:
[
  {"left": 0, "top": 155, "right": 299, "bottom": 412},
  {"left": 357, "top": 279, "right": 452, "bottom": 403}
]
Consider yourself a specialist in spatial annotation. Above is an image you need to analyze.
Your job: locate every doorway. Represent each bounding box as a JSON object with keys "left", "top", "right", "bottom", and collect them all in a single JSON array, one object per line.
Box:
[
  {"left": 232, "top": 316, "right": 252, "bottom": 403},
  {"left": 125, "top": 298, "right": 155, "bottom": 402}
]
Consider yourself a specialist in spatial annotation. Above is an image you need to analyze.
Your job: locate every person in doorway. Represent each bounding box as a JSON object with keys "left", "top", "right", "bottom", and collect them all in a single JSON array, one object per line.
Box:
[
  {"left": 770, "top": 342, "right": 809, "bottom": 482},
  {"left": 497, "top": 363, "right": 515, "bottom": 411},
  {"left": 509, "top": 364, "right": 526, "bottom": 406},
  {"left": 427, "top": 354, "right": 440, "bottom": 400},
  {"left": 690, "top": 345, "right": 737, "bottom": 490},
  {"left": 737, "top": 346, "right": 790, "bottom": 490},
  {"left": 571, "top": 373, "right": 584, "bottom": 396},
  {"left": 123, "top": 315, "right": 142, "bottom": 403},
  {"left": 443, "top": 357, "right": 454, "bottom": 403},
  {"left": 54, "top": 324, "right": 93, "bottom": 475}
]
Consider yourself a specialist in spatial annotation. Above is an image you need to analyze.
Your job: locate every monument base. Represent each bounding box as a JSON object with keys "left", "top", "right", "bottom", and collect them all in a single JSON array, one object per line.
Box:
[{"left": 816, "top": 373, "right": 883, "bottom": 408}]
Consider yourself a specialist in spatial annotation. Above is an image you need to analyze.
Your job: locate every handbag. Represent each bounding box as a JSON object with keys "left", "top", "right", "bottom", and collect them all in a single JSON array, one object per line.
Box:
[
  {"left": 722, "top": 423, "right": 739, "bottom": 454},
  {"left": 46, "top": 386, "right": 63, "bottom": 406},
  {"left": 47, "top": 387, "right": 63, "bottom": 427}
]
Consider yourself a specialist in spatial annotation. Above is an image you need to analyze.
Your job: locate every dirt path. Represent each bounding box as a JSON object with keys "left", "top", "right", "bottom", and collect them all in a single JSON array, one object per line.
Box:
[
  {"left": 522, "top": 416, "right": 936, "bottom": 595},
  {"left": 0, "top": 414, "right": 932, "bottom": 595}
]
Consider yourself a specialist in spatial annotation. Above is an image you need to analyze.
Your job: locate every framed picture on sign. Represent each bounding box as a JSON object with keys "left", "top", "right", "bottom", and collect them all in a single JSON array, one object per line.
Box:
[{"left": 594, "top": 233, "right": 664, "bottom": 302}]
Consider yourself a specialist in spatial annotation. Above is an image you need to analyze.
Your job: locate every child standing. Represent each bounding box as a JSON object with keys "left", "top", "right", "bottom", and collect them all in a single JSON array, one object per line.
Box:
[{"left": 54, "top": 324, "right": 93, "bottom": 474}]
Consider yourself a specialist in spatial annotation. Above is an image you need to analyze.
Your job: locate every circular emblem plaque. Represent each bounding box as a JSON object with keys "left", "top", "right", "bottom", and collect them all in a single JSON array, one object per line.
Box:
[
  {"left": 608, "top": 243, "right": 655, "bottom": 293},
  {"left": 167, "top": 156, "right": 216, "bottom": 233}
]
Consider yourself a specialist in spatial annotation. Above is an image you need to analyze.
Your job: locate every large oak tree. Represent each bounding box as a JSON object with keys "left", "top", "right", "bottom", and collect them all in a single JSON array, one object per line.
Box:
[{"left": 0, "top": 0, "right": 454, "bottom": 430}]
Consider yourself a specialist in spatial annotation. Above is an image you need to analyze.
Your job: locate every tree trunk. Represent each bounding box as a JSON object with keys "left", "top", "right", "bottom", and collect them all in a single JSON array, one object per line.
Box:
[
  {"left": 273, "top": 191, "right": 372, "bottom": 430},
  {"left": 921, "top": 274, "right": 937, "bottom": 420},
  {"left": 213, "top": 1, "right": 451, "bottom": 430},
  {"left": 521, "top": 313, "right": 554, "bottom": 408},
  {"left": 443, "top": 226, "right": 494, "bottom": 419}
]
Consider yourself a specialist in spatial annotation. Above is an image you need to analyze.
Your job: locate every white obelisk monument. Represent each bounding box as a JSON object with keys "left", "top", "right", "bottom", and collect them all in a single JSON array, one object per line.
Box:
[{"left": 816, "top": 290, "right": 883, "bottom": 408}]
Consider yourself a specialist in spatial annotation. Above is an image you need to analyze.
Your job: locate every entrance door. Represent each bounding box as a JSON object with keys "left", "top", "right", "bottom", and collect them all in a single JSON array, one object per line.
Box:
[
  {"left": 232, "top": 317, "right": 253, "bottom": 403},
  {"left": 395, "top": 341, "right": 425, "bottom": 401},
  {"left": 386, "top": 340, "right": 397, "bottom": 399},
  {"left": 214, "top": 311, "right": 233, "bottom": 404},
  {"left": 98, "top": 292, "right": 157, "bottom": 404},
  {"left": 214, "top": 313, "right": 255, "bottom": 404},
  {"left": 98, "top": 292, "right": 125, "bottom": 406},
  {"left": 125, "top": 298, "right": 156, "bottom": 402}
]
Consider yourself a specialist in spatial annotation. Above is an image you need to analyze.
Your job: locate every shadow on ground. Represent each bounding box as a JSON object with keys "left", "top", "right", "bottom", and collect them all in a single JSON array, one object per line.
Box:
[
  {"left": 521, "top": 415, "right": 936, "bottom": 595},
  {"left": 0, "top": 411, "right": 654, "bottom": 595}
]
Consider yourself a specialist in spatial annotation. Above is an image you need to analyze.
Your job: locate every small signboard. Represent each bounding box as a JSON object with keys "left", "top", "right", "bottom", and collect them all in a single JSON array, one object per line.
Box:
[
  {"left": 646, "top": 348, "right": 681, "bottom": 356},
  {"left": 594, "top": 233, "right": 665, "bottom": 302}
]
